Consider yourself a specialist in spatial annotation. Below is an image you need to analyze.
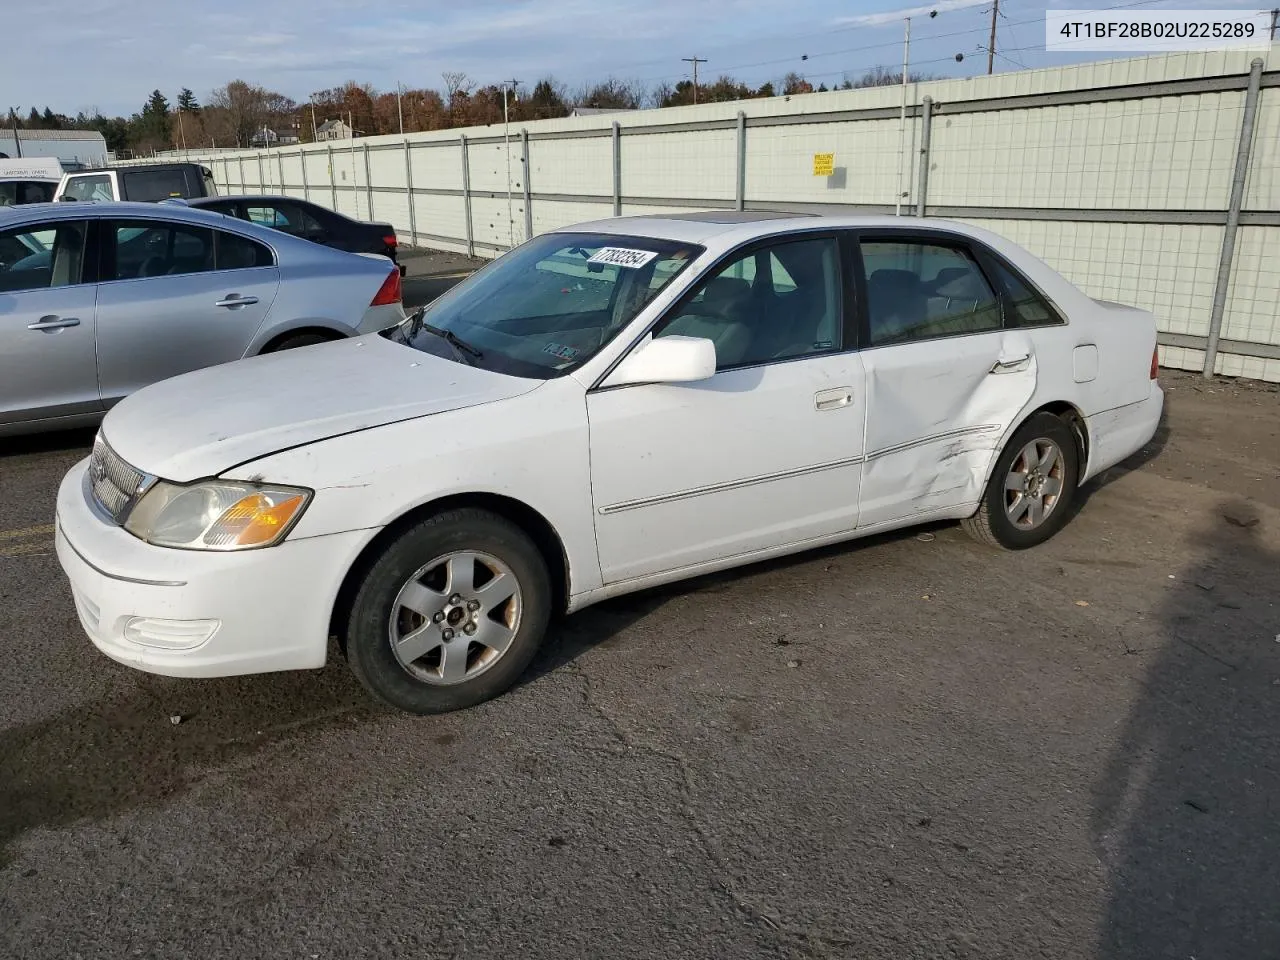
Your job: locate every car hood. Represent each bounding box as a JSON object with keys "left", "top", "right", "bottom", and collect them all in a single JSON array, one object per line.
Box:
[{"left": 101, "top": 334, "right": 542, "bottom": 482}]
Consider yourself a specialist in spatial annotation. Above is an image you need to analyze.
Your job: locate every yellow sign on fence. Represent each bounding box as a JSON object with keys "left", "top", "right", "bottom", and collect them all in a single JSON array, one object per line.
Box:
[{"left": 813, "top": 153, "right": 835, "bottom": 176}]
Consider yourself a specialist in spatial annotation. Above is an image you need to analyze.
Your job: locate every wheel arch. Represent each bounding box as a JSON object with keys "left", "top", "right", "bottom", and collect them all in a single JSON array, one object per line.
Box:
[
  {"left": 983, "top": 400, "right": 1091, "bottom": 495},
  {"left": 327, "top": 492, "right": 572, "bottom": 655},
  {"left": 256, "top": 324, "right": 349, "bottom": 354}
]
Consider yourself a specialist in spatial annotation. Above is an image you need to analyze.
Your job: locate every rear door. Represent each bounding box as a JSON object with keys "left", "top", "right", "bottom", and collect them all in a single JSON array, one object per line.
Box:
[
  {"left": 854, "top": 230, "right": 1038, "bottom": 526},
  {"left": 94, "top": 217, "right": 280, "bottom": 406},
  {"left": 0, "top": 217, "right": 100, "bottom": 426}
]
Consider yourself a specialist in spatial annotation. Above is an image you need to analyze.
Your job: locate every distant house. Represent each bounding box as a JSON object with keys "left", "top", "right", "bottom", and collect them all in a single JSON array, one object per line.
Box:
[
  {"left": 315, "top": 119, "right": 354, "bottom": 141},
  {"left": 250, "top": 128, "right": 300, "bottom": 147}
]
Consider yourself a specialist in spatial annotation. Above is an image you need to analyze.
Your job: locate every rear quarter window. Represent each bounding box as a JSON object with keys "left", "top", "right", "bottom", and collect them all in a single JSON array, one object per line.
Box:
[{"left": 122, "top": 168, "right": 192, "bottom": 202}]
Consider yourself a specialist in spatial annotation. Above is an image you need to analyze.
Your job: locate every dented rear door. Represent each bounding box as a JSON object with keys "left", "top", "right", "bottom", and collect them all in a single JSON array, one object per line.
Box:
[{"left": 853, "top": 230, "right": 1038, "bottom": 527}]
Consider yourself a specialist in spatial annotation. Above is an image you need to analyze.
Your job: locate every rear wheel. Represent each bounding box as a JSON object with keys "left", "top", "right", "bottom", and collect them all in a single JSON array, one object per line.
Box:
[
  {"left": 343, "top": 509, "right": 551, "bottom": 714},
  {"left": 962, "top": 412, "right": 1080, "bottom": 550}
]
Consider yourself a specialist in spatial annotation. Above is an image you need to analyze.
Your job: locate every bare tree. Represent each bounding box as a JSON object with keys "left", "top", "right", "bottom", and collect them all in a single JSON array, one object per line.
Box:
[
  {"left": 206, "top": 80, "right": 296, "bottom": 147},
  {"left": 441, "top": 71, "right": 475, "bottom": 100},
  {"left": 574, "top": 77, "right": 645, "bottom": 110}
]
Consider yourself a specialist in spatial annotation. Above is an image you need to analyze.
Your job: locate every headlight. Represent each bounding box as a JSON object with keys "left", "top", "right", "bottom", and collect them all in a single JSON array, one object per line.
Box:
[{"left": 124, "top": 480, "right": 311, "bottom": 550}]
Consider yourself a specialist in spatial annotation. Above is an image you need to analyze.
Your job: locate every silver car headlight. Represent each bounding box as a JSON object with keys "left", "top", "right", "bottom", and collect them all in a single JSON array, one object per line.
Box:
[{"left": 123, "top": 480, "right": 312, "bottom": 550}]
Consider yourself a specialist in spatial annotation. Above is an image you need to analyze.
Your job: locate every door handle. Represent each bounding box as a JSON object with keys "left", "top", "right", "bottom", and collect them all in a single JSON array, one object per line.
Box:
[
  {"left": 990, "top": 354, "right": 1031, "bottom": 374},
  {"left": 815, "top": 387, "right": 854, "bottom": 411},
  {"left": 27, "top": 315, "right": 80, "bottom": 331},
  {"left": 215, "top": 295, "right": 259, "bottom": 308}
]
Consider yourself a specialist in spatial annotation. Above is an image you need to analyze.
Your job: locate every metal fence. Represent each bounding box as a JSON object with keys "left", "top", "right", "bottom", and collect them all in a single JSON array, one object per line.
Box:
[{"left": 147, "top": 47, "right": 1280, "bottom": 381}]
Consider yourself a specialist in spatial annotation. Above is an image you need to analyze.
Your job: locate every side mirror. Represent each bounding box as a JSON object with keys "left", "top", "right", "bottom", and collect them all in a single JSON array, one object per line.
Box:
[{"left": 601, "top": 335, "right": 716, "bottom": 388}]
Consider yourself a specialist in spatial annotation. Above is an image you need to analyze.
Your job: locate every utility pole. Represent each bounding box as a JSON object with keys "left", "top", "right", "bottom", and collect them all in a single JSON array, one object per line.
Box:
[
  {"left": 397, "top": 82, "right": 404, "bottom": 135},
  {"left": 987, "top": 0, "right": 999, "bottom": 75},
  {"left": 896, "top": 17, "right": 911, "bottom": 216},
  {"left": 682, "top": 56, "right": 707, "bottom": 104},
  {"left": 501, "top": 79, "right": 521, "bottom": 248},
  {"left": 310, "top": 100, "right": 318, "bottom": 141}
]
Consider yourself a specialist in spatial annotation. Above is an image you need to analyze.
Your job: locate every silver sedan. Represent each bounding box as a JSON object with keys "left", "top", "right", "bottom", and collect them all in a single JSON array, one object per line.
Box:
[{"left": 0, "top": 201, "right": 406, "bottom": 436}]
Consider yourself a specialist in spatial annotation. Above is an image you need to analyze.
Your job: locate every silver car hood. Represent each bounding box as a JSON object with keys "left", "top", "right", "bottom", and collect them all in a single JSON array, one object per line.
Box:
[{"left": 101, "top": 334, "right": 541, "bottom": 483}]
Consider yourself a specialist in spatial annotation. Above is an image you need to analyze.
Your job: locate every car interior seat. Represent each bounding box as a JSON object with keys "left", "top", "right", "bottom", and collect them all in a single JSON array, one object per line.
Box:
[
  {"left": 662, "top": 275, "right": 754, "bottom": 367},
  {"left": 867, "top": 268, "right": 929, "bottom": 343}
]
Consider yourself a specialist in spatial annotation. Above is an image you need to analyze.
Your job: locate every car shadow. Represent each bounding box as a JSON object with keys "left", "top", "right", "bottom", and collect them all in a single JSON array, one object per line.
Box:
[
  {"left": 0, "top": 426, "right": 96, "bottom": 458},
  {"left": 1092, "top": 499, "right": 1279, "bottom": 957}
]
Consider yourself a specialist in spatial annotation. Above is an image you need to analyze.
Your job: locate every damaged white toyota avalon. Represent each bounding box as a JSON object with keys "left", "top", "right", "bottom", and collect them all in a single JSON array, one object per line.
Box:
[{"left": 56, "top": 212, "right": 1163, "bottom": 714}]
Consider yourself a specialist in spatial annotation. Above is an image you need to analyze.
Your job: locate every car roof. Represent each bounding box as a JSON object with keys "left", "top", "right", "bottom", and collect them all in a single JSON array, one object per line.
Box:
[
  {"left": 66, "top": 162, "right": 210, "bottom": 174},
  {"left": 187, "top": 194, "right": 303, "bottom": 205},
  {"left": 0, "top": 200, "right": 245, "bottom": 226},
  {"left": 554, "top": 211, "right": 988, "bottom": 246}
]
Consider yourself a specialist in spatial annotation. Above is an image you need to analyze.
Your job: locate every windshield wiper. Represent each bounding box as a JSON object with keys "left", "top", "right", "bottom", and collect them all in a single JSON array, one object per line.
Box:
[{"left": 401, "top": 307, "right": 483, "bottom": 364}]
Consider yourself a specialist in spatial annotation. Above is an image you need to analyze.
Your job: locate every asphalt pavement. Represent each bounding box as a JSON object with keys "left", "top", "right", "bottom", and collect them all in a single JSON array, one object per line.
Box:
[{"left": 1, "top": 366, "right": 1277, "bottom": 960}]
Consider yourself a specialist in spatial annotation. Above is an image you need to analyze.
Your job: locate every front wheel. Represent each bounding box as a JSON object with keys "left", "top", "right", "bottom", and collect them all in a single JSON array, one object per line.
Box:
[
  {"left": 962, "top": 412, "right": 1080, "bottom": 550},
  {"left": 344, "top": 509, "right": 552, "bottom": 714}
]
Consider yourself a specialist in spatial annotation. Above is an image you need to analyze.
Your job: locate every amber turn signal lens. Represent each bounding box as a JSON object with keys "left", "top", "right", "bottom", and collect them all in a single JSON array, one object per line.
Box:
[{"left": 204, "top": 493, "right": 307, "bottom": 547}]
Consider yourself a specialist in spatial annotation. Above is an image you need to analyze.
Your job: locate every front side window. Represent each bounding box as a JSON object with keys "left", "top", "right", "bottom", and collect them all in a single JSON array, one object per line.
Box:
[
  {"left": 0, "top": 220, "right": 88, "bottom": 292},
  {"left": 0, "top": 180, "right": 56, "bottom": 206},
  {"left": 861, "top": 240, "right": 1002, "bottom": 346},
  {"left": 107, "top": 220, "right": 214, "bottom": 280},
  {"left": 383, "top": 232, "right": 702, "bottom": 379},
  {"left": 61, "top": 175, "right": 113, "bottom": 202},
  {"left": 654, "top": 236, "right": 842, "bottom": 370}
]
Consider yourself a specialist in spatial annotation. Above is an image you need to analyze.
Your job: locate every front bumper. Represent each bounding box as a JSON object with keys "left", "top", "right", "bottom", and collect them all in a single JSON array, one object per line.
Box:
[{"left": 55, "top": 458, "right": 369, "bottom": 679}]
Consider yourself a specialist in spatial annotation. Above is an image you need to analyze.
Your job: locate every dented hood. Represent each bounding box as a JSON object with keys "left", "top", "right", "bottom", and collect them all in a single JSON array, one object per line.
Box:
[{"left": 101, "top": 334, "right": 541, "bottom": 482}]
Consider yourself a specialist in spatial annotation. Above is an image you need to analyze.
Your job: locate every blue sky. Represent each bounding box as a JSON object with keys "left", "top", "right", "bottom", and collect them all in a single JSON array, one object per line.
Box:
[{"left": 10, "top": 0, "right": 1255, "bottom": 116}]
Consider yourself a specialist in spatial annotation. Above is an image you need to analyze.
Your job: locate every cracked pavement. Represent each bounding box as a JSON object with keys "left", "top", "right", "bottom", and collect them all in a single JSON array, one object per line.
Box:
[{"left": 1, "top": 370, "right": 1277, "bottom": 959}]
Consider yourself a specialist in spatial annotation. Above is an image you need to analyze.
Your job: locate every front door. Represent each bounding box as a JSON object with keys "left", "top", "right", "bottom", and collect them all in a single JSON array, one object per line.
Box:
[
  {"left": 0, "top": 218, "right": 100, "bottom": 427},
  {"left": 854, "top": 233, "right": 1038, "bottom": 526},
  {"left": 587, "top": 233, "right": 866, "bottom": 585},
  {"left": 94, "top": 218, "right": 280, "bottom": 406}
]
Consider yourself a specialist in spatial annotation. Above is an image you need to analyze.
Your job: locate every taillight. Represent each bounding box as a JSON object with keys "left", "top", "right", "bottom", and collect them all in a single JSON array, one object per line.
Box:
[
  {"left": 1150, "top": 345, "right": 1159, "bottom": 379},
  {"left": 371, "top": 268, "right": 402, "bottom": 306},
  {"left": 383, "top": 233, "right": 397, "bottom": 248}
]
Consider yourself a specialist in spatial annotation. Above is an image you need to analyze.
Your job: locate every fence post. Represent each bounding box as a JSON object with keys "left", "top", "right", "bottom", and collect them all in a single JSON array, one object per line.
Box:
[
  {"left": 404, "top": 139, "right": 416, "bottom": 245},
  {"left": 521, "top": 129, "right": 533, "bottom": 243},
  {"left": 612, "top": 121, "right": 622, "bottom": 216},
  {"left": 460, "top": 135, "right": 475, "bottom": 257},
  {"left": 915, "top": 97, "right": 934, "bottom": 218},
  {"left": 1204, "top": 57, "right": 1264, "bottom": 378},
  {"left": 257, "top": 151, "right": 264, "bottom": 190},
  {"left": 301, "top": 148, "right": 309, "bottom": 201},
  {"left": 736, "top": 111, "right": 747, "bottom": 211},
  {"left": 364, "top": 142, "right": 374, "bottom": 219},
  {"left": 237, "top": 155, "right": 244, "bottom": 192},
  {"left": 278, "top": 150, "right": 286, "bottom": 194},
  {"left": 327, "top": 144, "right": 336, "bottom": 209}
]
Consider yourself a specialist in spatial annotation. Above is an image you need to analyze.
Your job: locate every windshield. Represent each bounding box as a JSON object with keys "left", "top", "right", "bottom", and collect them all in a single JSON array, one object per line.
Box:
[{"left": 384, "top": 231, "right": 702, "bottom": 378}]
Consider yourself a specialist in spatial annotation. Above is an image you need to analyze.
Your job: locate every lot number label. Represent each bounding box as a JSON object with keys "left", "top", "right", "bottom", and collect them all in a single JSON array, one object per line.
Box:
[{"left": 587, "top": 247, "right": 659, "bottom": 269}]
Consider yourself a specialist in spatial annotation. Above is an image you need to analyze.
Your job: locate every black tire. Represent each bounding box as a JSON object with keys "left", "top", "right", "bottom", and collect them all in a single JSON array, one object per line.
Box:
[
  {"left": 267, "top": 332, "right": 338, "bottom": 352},
  {"left": 343, "top": 508, "right": 552, "bottom": 714},
  {"left": 962, "top": 412, "right": 1080, "bottom": 550}
]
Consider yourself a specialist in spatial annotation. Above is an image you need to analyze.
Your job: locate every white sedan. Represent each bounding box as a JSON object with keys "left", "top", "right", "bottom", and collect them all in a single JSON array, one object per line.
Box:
[{"left": 55, "top": 212, "right": 1163, "bottom": 713}]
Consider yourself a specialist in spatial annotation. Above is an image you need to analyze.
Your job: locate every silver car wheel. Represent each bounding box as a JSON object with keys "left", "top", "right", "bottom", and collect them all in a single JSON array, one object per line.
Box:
[
  {"left": 1004, "top": 438, "right": 1065, "bottom": 529},
  {"left": 388, "top": 550, "right": 523, "bottom": 685}
]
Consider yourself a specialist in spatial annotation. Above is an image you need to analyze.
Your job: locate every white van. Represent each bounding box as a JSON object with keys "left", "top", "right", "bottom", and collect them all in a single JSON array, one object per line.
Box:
[{"left": 0, "top": 158, "right": 64, "bottom": 206}]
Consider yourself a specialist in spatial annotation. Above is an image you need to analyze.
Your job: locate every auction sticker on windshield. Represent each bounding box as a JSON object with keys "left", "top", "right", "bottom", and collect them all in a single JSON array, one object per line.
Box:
[{"left": 587, "top": 247, "right": 658, "bottom": 268}]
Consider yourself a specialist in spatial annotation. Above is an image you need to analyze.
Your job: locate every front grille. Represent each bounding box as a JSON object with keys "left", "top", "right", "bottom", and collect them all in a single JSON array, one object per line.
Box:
[{"left": 89, "top": 434, "right": 147, "bottom": 523}]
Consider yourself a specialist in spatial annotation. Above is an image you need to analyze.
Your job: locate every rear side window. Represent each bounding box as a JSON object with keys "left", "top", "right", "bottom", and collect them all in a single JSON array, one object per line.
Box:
[
  {"left": 215, "top": 230, "right": 274, "bottom": 269},
  {"left": 0, "top": 220, "right": 88, "bottom": 292},
  {"left": 61, "top": 174, "right": 113, "bottom": 201},
  {"left": 860, "top": 240, "right": 1002, "bottom": 346},
  {"left": 202, "top": 169, "right": 218, "bottom": 196},
  {"left": 246, "top": 203, "right": 323, "bottom": 238},
  {"left": 986, "top": 258, "right": 1064, "bottom": 328},
  {"left": 122, "top": 168, "right": 191, "bottom": 202},
  {"left": 107, "top": 220, "right": 214, "bottom": 280}
]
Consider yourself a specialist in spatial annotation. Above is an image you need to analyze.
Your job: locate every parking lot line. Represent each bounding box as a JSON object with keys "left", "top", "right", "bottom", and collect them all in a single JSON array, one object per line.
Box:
[
  {"left": 0, "top": 542, "right": 52, "bottom": 558},
  {"left": 0, "top": 524, "right": 55, "bottom": 541}
]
